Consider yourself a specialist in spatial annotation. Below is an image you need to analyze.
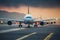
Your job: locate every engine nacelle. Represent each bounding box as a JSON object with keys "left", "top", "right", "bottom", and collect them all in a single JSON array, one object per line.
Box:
[
  {"left": 46, "top": 22, "right": 49, "bottom": 24},
  {"left": 7, "top": 21, "right": 12, "bottom": 25},
  {"left": 51, "top": 22, "right": 53, "bottom": 24},
  {"left": 40, "top": 21, "right": 44, "bottom": 26},
  {"left": 54, "top": 22, "right": 56, "bottom": 23}
]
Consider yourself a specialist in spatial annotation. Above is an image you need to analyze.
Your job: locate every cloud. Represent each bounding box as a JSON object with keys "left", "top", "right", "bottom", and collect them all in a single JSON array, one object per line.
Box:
[{"left": 0, "top": 0, "right": 60, "bottom": 7}]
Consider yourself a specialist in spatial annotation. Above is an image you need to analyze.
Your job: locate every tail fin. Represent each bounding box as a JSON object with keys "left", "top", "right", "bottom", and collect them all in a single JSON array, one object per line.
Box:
[
  {"left": 28, "top": 4, "right": 29, "bottom": 14},
  {"left": 27, "top": 0, "right": 30, "bottom": 14}
]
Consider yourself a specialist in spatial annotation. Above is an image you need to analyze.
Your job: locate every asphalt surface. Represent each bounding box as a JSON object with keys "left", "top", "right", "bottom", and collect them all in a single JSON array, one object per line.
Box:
[{"left": 0, "top": 24, "right": 60, "bottom": 40}]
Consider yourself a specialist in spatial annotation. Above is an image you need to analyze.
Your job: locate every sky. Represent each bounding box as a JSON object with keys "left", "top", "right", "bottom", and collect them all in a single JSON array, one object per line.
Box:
[{"left": 0, "top": 0, "right": 60, "bottom": 19}]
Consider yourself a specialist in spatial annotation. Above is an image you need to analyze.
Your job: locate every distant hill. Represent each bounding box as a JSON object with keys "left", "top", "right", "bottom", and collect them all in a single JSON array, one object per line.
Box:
[{"left": 0, "top": 10, "right": 25, "bottom": 20}]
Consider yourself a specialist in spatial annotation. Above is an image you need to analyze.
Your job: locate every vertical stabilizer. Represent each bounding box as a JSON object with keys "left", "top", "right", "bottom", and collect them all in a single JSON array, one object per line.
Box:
[
  {"left": 28, "top": 4, "right": 29, "bottom": 14},
  {"left": 27, "top": 0, "right": 30, "bottom": 14}
]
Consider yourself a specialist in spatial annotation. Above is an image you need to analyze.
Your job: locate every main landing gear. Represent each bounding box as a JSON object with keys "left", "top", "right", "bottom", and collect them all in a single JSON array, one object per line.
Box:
[
  {"left": 19, "top": 22, "right": 22, "bottom": 27},
  {"left": 34, "top": 23, "right": 38, "bottom": 27},
  {"left": 27, "top": 24, "right": 30, "bottom": 28},
  {"left": 19, "top": 24, "right": 22, "bottom": 27},
  {"left": 34, "top": 24, "right": 38, "bottom": 27}
]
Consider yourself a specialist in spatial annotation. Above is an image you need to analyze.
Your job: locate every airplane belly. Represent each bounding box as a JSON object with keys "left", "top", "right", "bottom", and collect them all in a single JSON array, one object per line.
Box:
[{"left": 24, "top": 20, "right": 33, "bottom": 24}]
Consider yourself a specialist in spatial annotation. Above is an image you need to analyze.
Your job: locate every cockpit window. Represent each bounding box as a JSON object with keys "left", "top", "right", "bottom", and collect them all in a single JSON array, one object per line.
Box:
[{"left": 26, "top": 17, "right": 32, "bottom": 18}]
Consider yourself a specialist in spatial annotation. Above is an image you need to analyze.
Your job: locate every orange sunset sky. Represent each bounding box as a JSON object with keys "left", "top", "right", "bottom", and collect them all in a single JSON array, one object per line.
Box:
[{"left": 0, "top": 5, "right": 60, "bottom": 19}]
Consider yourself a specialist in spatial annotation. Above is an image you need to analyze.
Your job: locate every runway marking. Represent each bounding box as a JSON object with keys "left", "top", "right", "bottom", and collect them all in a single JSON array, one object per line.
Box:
[
  {"left": 0, "top": 28, "right": 25, "bottom": 33},
  {"left": 16, "top": 32, "right": 37, "bottom": 40},
  {"left": 44, "top": 33, "right": 54, "bottom": 40}
]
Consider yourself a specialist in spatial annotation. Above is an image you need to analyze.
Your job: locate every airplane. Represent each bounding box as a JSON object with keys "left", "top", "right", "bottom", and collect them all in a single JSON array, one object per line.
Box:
[
  {"left": 7, "top": 15, "right": 56, "bottom": 28},
  {"left": 0, "top": 0, "right": 56, "bottom": 28},
  {"left": 6, "top": 6, "right": 56, "bottom": 28},
  {"left": 5, "top": 4, "right": 48, "bottom": 28},
  {"left": 0, "top": 5, "right": 56, "bottom": 28}
]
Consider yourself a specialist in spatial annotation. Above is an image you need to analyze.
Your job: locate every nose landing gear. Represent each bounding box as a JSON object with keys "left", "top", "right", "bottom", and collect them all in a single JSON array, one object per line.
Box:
[
  {"left": 34, "top": 24, "right": 38, "bottom": 27},
  {"left": 27, "top": 24, "right": 30, "bottom": 28},
  {"left": 19, "top": 22, "right": 22, "bottom": 28},
  {"left": 19, "top": 25, "right": 22, "bottom": 27}
]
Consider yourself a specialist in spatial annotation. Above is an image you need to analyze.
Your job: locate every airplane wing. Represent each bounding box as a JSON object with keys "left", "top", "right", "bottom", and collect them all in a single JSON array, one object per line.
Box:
[
  {"left": 33, "top": 18, "right": 56, "bottom": 26},
  {"left": 0, "top": 18, "right": 24, "bottom": 24},
  {"left": 16, "top": 20, "right": 24, "bottom": 23},
  {"left": 0, "top": 18, "right": 56, "bottom": 27}
]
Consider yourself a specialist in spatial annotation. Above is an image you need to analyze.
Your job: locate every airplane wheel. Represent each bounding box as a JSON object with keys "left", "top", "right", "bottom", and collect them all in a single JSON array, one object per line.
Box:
[
  {"left": 27, "top": 24, "right": 30, "bottom": 28},
  {"left": 19, "top": 25, "right": 22, "bottom": 27},
  {"left": 54, "top": 22, "right": 56, "bottom": 23},
  {"left": 28, "top": 26, "right": 30, "bottom": 28},
  {"left": 46, "top": 22, "right": 49, "bottom": 24},
  {"left": 34, "top": 25, "right": 37, "bottom": 27}
]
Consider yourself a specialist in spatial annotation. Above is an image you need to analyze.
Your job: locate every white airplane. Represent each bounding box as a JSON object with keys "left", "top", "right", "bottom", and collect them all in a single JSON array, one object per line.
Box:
[
  {"left": 0, "top": 1, "right": 56, "bottom": 27},
  {"left": 0, "top": 6, "right": 56, "bottom": 28},
  {"left": 6, "top": 5, "right": 47, "bottom": 28}
]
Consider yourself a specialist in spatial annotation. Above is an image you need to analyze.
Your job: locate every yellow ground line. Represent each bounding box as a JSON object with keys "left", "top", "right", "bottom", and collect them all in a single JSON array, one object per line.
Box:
[{"left": 44, "top": 33, "right": 54, "bottom": 40}]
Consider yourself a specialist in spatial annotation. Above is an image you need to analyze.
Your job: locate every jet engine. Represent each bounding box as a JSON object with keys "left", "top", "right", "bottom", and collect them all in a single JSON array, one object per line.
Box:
[
  {"left": 40, "top": 21, "right": 44, "bottom": 26},
  {"left": 7, "top": 21, "right": 12, "bottom": 25}
]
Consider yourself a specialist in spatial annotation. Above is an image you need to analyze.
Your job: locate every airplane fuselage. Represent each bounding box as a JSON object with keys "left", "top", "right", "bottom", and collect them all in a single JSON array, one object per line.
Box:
[{"left": 24, "top": 14, "right": 33, "bottom": 24}]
